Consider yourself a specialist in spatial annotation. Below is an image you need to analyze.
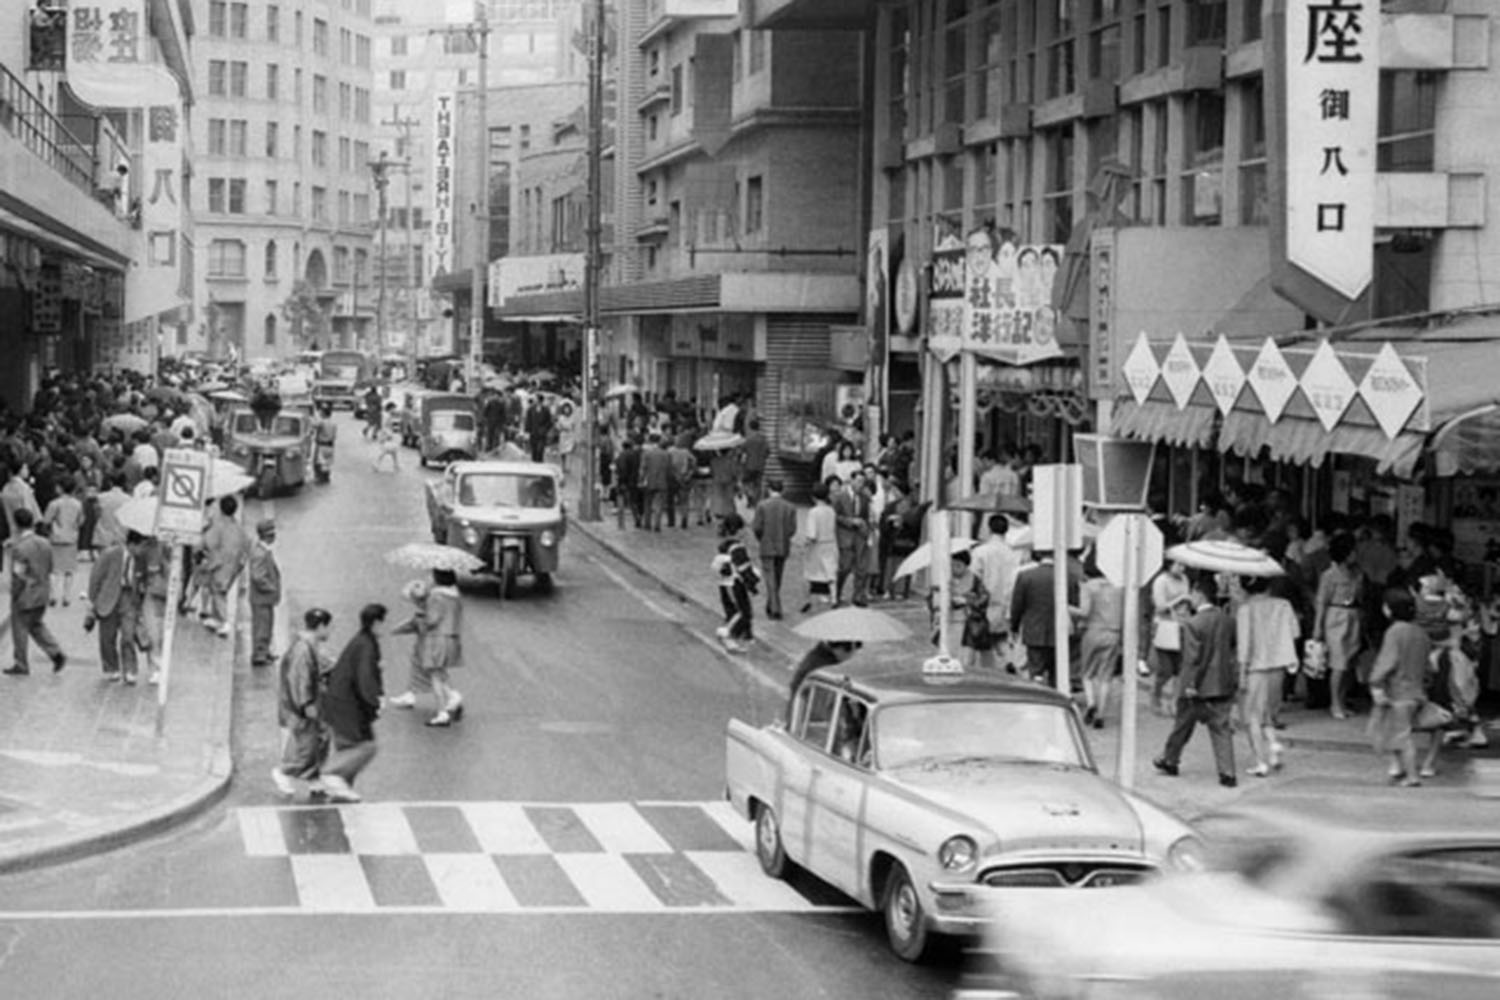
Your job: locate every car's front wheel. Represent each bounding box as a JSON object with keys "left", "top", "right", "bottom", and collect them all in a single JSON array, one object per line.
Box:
[
  {"left": 754, "top": 803, "right": 788, "bottom": 879},
  {"left": 882, "top": 863, "right": 931, "bottom": 963}
]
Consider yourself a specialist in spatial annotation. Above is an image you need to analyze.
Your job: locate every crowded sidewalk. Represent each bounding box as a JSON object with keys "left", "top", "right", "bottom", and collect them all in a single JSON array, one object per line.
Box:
[
  {"left": 0, "top": 571, "right": 237, "bottom": 873},
  {"left": 560, "top": 484, "right": 1490, "bottom": 818}
]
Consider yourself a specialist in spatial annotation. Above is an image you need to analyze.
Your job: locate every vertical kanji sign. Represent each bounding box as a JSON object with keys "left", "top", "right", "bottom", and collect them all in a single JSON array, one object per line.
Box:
[
  {"left": 1283, "top": 0, "right": 1378, "bottom": 302},
  {"left": 428, "top": 92, "right": 456, "bottom": 281}
]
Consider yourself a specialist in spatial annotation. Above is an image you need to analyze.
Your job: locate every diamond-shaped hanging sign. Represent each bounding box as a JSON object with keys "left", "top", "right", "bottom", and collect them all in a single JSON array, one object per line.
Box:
[
  {"left": 1202, "top": 335, "right": 1246, "bottom": 415},
  {"left": 1300, "top": 340, "right": 1358, "bottom": 432},
  {"left": 1359, "top": 342, "right": 1424, "bottom": 440},
  {"left": 1159, "top": 333, "right": 1201, "bottom": 410},
  {"left": 1121, "top": 332, "right": 1160, "bottom": 405},
  {"left": 1247, "top": 338, "right": 1298, "bottom": 423}
]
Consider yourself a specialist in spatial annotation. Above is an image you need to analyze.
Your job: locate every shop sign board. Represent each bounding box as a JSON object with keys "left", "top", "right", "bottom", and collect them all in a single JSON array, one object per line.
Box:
[
  {"left": 926, "top": 234, "right": 966, "bottom": 362},
  {"left": 894, "top": 255, "right": 920, "bottom": 337},
  {"left": 1160, "top": 334, "right": 1201, "bottom": 410},
  {"left": 1247, "top": 338, "right": 1298, "bottom": 422},
  {"left": 1282, "top": 0, "right": 1378, "bottom": 302},
  {"left": 1121, "top": 332, "right": 1160, "bottom": 405},
  {"left": 1202, "top": 335, "right": 1246, "bottom": 415},
  {"left": 489, "top": 254, "right": 585, "bottom": 310},
  {"left": 1087, "top": 229, "right": 1117, "bottom": 399},
  {"left": 1300, "top": 340, "right": 1358, "bottom": 431},
  {"left": 1359, "top": 342, "right": 1425, "bottom": 439},
  {"left": 429, "top": 91, "right": 456, "bottom": 281},
  {"left": 960, "top": 227, "right": 1066, "bottom": 366}
]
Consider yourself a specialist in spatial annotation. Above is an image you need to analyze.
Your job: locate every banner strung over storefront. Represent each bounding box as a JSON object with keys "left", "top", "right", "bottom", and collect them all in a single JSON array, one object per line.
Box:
[
  {"left": 488, "top": 254, "right": 585, "bottom": 310},
  {"left": 66, "top": 0, "right": 186, "bottom": 323},
  {"left": 1121, "top": 332, "right": 1428, "bottom": 440}
]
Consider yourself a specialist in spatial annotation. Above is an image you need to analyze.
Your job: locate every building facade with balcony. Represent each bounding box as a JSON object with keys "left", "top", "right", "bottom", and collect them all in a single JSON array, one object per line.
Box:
[
  {"left": 768, "top": 0, "right": 1500, "bottom": 521},
  {"left": 1, "top": 0, "right": 193, "bottom": 407},
  {"left": 189, "top": 0, "right": 378, "bottom": 362}
]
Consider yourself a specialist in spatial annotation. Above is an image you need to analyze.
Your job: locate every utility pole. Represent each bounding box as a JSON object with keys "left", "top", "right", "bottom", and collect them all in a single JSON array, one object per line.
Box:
[
  {"left": 370, "top": 150, "right": 393, "bottom": 360},
  {"left": 381, "top": 109, "right": 421, "bottom": 356},
  {"left": 579, "top": 0, "right": 606, "bottom": 522},
  {"left": 468, "top": 4, "right": 490, "bottom": 388}
]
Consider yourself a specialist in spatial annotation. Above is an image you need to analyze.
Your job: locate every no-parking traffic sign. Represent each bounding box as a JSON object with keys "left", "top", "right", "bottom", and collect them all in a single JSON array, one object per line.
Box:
[{"left": 155, "top": 448, "right": 209, "bottom": 539}]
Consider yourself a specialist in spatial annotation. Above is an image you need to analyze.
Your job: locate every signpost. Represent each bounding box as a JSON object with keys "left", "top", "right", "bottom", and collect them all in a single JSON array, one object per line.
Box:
[
  {"left": 154, "top": 449, "right": 209, "bottom": 734},
  {"left": 1033, "top": 464, "right": 1083, "bottom": 697},
  {"left": 1096, "top": 513, "right": 1164, "bottom": 789}
]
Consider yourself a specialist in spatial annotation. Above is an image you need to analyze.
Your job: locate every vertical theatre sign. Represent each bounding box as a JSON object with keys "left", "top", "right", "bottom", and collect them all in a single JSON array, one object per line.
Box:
[
  {"left": 1268, "top": 0, "right": 1379, "bottom": 323},
  {"left": 428, "top": 92, "right": 456, "bottom": 281}
]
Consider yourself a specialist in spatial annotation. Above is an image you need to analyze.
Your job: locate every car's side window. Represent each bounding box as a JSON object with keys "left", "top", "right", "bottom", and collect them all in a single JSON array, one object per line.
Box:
[
  {"left": 1331, "top": 848, "right": 1500, "bottom": 940},
  {"left": 831, "top": 697, "right": 871, "bottom": 767},
  {"left": 800, "top": 685, "right": 838, "bottom": 751}
]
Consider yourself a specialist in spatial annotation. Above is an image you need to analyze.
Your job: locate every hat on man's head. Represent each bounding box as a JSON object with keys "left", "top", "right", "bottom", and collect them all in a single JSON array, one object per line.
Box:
[{"left": 256, "top": 518, "right": 277, "bottom": 539}]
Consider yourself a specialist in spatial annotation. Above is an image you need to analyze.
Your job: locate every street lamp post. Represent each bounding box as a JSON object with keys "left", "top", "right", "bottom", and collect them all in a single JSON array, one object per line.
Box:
[
  {"left": 578, "top": 0, "right": 606, "bottom": 522},
  {"left": 370, "top": 150, "right": 393, "bottom": 360}
]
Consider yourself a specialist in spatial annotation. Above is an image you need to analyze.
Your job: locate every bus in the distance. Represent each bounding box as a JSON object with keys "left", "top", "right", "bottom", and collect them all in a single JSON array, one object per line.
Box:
[{"left": 313, "top": 350, "right": 373, "bottom": 409}]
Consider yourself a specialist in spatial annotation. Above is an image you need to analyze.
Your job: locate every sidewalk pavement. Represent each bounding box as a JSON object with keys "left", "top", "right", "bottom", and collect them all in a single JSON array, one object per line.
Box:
[
  {"left": 0, "top": 577, "right": 237, "bottom": 874},
  {"left": 565, "top": 491, "right": 1487, "bottom": 818}
]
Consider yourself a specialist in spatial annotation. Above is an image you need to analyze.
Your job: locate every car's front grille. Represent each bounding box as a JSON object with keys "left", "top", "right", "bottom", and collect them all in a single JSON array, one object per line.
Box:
[{"left": 981, "top": 863, "right": 1151, "bottom": 889}]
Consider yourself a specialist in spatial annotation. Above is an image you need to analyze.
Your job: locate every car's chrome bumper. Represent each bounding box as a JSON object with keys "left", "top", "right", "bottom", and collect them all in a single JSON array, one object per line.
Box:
[{"left": 927, "top": 880, "right": 991, "bottom": 935}]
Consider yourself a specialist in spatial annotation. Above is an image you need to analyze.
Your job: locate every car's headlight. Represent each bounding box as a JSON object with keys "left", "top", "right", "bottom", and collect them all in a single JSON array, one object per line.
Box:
[
  {"left": 938, "top": 835, "right": 978, "bottom": 872},
  {"left": 1166, "top": 834, "right": 1205, "bottom": 872},
  {"left": 539, "top": 529, "right": 556, "bottom": 548},
  {"left": 461, "top": 524, "right": 480, "bottom": 547}
]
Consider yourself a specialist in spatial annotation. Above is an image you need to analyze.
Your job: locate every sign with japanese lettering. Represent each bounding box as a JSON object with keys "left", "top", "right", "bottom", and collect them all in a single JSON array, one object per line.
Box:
[
  {"left": 961, "top": 226, "right": 1065, "bottom": 366},
  {"left": 1202, "top": 336, "right": 1246, "bottom": 415},
  {"left": 488, "top": 254, "right": 584, "bottom": 309},
  {"left": 1160, "top": 334, "right": 1201, "bottom": 410},
  {"left": 429, "top": 92, "right": 457, "bottom": 281},
  {"left": 1300, "top": 339, "right": 1358, "bottom": 431},
  {"left": 1283, "top": 0, "right": 1378, "bottom": 300},
  {"left": 926, "top": 233, "right": 966, "bottom": 363},
  {"left": 1359, "top": 341, "right": 1425, "bottom": 439},
  {"left": 1120, "top": 332, "right": 1160, "bottom": 405},
  {"left": 65, "top": 0, "right": 185, "bottom": 324},
  {"left": 1247, "top": 338, "right": 1299, "bottom": 422}
]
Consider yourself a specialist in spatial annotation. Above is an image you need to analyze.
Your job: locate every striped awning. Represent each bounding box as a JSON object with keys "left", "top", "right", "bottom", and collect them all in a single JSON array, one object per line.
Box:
[{"left": 1111, "top": 399, "right": 1216, "bottom": 448}]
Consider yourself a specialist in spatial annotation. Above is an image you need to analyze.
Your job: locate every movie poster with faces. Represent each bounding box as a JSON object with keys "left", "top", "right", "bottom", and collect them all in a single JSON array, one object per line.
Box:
[{"left": 961, "top": 225, "right": 1065, "bottom": 366}]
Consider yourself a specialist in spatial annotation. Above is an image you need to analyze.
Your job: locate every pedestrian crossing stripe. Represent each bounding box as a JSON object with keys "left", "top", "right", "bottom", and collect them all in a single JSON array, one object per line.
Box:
[{"left": 234, "top": 800, "right": 854, "bottom": 914}]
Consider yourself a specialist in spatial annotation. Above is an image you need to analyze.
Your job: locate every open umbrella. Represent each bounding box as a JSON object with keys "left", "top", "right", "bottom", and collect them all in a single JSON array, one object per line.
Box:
[
  {"left": 793, "top": 607, "right": 912, "bottom": 644},
  {"left": 384, "top": 542, "right": 484, "bottom": 574},
  {"left": 208, "top": 389, "right": 249, "bottom": 404},
  {"left": 893, "top": 536, "right": 977, "bottom": 580},
  {"left": 949, "top": 490, "right": 1032, "bottom": 515},
  {"left": 604, "top": 382, "right": 641, "bottom": 400},
  {"left": 1165, "top": 538, "right": 1284, "bottom": 577},
  {"left": 146, "top": 385, "right": 186, "bottom": 406},
  {"left": 115, "top": 496, "right": 159, "bottom": 537},
  {"left": 103, "top": 413, "right": 149, "bottom": 434},
  {"left": 694, "top": 430, "right": 745, "bottom": 452}
]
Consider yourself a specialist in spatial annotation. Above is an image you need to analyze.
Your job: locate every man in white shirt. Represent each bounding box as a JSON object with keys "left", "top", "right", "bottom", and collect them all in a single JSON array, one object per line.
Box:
[
  {"left": 971, "top": 513, "right": 1022, "bottom": 671},
  {"left": 979, "top": 447, "right": 1021, "bottom": 498},
  {"left": 132, "top": 466, "right": 159, "bottom": 499}
]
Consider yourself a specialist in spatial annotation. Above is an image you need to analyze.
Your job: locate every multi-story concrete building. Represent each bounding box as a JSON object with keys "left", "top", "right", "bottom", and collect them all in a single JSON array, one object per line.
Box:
[
  {"left": 491, "top": 1, "right": 867, "bottom": 491},
  {"left": 371, "top": 0, "right": 581, "bottom": 355},
  {"left": 766, "top": 0, "right": 1500, "bottom": 517},
  {"left": 187, "top": 0, "right": 378, "bottom": 362},
  {"left": 1, "top": 0, "right": 194, "bottom": 407}
]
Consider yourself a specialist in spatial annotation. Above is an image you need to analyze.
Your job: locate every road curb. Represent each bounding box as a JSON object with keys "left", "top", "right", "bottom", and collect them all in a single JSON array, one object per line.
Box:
[{"left": 0, "top": 592, "right": 241, "bottom": 876}]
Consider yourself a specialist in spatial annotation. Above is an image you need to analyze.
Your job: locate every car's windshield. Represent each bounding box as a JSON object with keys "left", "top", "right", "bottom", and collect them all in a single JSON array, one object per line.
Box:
[
  {"left": 876, "top": 700, "right": 1086, "bottom": 770},
  {"left": 458, "top": 473, "right": 556, "bottom": 509},
  {"left": 231, "top": 413, "right": 302, "bottom": 437},
  {"left": 432, "top": 411, "right": 474, "bottom": 432}
]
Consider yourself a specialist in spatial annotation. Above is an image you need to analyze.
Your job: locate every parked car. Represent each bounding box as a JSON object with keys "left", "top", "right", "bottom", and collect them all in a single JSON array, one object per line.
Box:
[
  {"left": 956, "top": 785, "right": 1500, "bottom": 999},
  {"left": 724, "top": 653, "right": 1198, "bottom": 962},
  {"left": 424, "top": 459, "right": 566, "bottom": 598}
]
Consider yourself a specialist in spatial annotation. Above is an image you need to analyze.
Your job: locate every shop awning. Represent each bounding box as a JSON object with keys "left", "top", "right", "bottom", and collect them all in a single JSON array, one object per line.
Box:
[
  {"left": 1112, "top": 399, "right": 1216, "bottom": 447},
  {"left": 1218, "top": 410, "right": 1425, "bottom": 475}
]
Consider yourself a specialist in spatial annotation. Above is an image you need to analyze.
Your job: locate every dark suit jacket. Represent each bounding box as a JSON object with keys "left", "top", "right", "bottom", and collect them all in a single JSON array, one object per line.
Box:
[
  {"left": 87, "top": 543, "right": 128, "bottom": 617},
  {"left": 9, "top": 532, "right": 52, "bottom": 609},
  {"left": 832, "top": 490, "right": 869, "bottom": 552},
  {"left": 752, "top": 495, "right": 799, "bottom": 558},
  {"left": 1180, "top": 603, "right": 1238, "bottom": 699},
  {"left": 639, "top": 446, "right": 672, "bottom": 491},
  {"left": 1008, "top": 561, "right": 1079, "bottom": 648},
  {"left": 249, "top": 542, "right": 282, "bottom": 608}
]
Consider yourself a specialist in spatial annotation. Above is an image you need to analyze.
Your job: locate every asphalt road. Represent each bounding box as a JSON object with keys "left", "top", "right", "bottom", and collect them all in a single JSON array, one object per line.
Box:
[{"left": 0, "top": 416, "right": 954, "bottom": 999}]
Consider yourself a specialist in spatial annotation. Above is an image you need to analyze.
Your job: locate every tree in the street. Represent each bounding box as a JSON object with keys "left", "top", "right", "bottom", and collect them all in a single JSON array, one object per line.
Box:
[{"left": 281, "top": 281, "right": 329, "bottom": 349}]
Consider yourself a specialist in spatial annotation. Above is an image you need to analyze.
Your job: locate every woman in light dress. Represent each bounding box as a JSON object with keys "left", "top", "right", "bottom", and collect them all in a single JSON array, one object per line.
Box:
[
  {"left": 1076, "top": 558, "right": 1124, "bottom": 729},
  {"left": 798, "top": 482, "right": 839, "bottom": 613},
  {"left": 555, "top": 401, "right": 577, "bottom": 476},
  {"left": 1314, "top": 532, "right": 1365, "bottom": 720},
  {"left": 43, "top": 475, "right": 84, "bottom": 606},
  {"left": 1235, "top": 575, "right": 1299, "bottom": 776}
]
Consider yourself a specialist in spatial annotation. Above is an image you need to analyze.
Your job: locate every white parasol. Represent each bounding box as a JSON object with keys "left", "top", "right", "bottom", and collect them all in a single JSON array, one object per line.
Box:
[
  {"left": 103, "top": 413, "right": 149, "bottom": 434},
  {"left": 384, "top": 542, "right": 484, "bottom": 574},
  {"left": 694, "top": 430, "right": 745, "bottom": 452},
  {"left": 1164, "top": 538, "right": 1284, "bottom": 577},
  {"left": 604, "top": 382, "right": 641, "bottom": 399},
  {"left": 793, "top": 607, "right": 912, "bottom": 643},
  {"left": 893, "top": 536, "right": 977, "bottom": 580},
  {"left": 113, "top": 466, "right": 256, "bottom": 538}
]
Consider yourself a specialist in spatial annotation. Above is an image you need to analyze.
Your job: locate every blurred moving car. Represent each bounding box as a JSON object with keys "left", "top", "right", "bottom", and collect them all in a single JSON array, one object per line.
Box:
[
  {"left": 724, "top": 654, "right": 1197, "bottom": 962},
  {"left": 957, "top": 785, "right": 1500, "bottom": 999},
  {"left": 424, "top": 460, "right": 566, "bottom": 598}
]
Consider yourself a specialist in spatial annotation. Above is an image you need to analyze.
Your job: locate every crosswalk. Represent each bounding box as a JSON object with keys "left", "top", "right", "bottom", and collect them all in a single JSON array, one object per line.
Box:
[{"left": 233, "top": 800, "right": 855, "bottom": 914}]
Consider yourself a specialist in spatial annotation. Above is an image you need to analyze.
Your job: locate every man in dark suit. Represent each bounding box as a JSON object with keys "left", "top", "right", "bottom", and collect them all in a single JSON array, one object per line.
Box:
[
  {"left": 751, "top": 478, "right": 799, "bottom": 619},
  {"left": 1009, "top": 549, "right": 1079, "bottom": 687},
  {"left": 832, "top": 472, "right": 871, "bottom": 606},
  {"left": 638, "top": 434, "right": 673, "bottom": 532},
  {"left": 739, "top": 418, "right": 770, "bottom": 505},
  {"left": 524, "top": 398, "right": 553, "bottom": 463},
  {"left": 85, "top": 533, "right": 138, "bottom": 683},
  {"left": 615, "top": 438, "right": 643, "bottom": 528},
  {"left": 6, "top": 508, "right": 65, "bottom": 675},
  {"left": 248, "top": 519, "right": 282, "bottom": 667},
  {"left": 1154, "top": 570, "right": 1239, "bottom": 787}
]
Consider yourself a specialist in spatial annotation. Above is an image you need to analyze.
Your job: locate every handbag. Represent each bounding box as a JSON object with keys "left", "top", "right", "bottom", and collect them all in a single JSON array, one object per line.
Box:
[
  {"left": 1152, "top": 618, "right": 1181, "bottom": 652},
  {"left": 1414, "top": 700, "right": 1454, "bottom": 731},
  {"left": 962, "top": 611, "right": 994, "bottom": 651},
  {"left": 1302, "top": 638, "right": 1328, "bottom": 680}
]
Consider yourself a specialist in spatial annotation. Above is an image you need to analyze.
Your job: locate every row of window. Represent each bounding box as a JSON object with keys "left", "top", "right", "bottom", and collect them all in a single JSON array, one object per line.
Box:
[
  {"left": 206, "top": 119, "right": 371, "bottom": 174},
  {"left": 387, "top": 30, "right": 547, "bottom": 59},
  {"left": 205, "top": 2, "right": 373, "bottom": 68},
  {"left": 630, "top": 175, "right": 764, "bottom": 252},
  {"left": 206, "top": 62, "right": 372, "bottom": 123},
  {"left": 204, "top": 178, "right": 371, "bottom": 226},
  {"left": 205, "top": 239, "right": 368, "bottom": 291}
]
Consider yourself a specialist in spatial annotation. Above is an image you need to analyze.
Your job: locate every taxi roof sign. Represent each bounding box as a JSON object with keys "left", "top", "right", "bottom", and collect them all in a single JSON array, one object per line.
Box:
[{"left": 922, "top": 654, "right": 964, "bottom": 677}]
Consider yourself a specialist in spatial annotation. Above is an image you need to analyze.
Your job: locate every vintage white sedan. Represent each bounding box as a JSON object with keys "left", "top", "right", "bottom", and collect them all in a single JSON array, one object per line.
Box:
[{"left": 724, "top": 653, "right": 1198, "bottom": 961}]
